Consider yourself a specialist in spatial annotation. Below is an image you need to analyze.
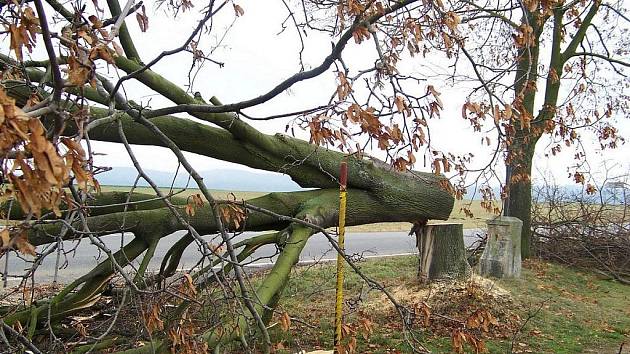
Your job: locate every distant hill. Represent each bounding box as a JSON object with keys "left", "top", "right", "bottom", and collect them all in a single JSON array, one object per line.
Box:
[{"left": 96, "top": 167, "right": 302, "bottom": 192}]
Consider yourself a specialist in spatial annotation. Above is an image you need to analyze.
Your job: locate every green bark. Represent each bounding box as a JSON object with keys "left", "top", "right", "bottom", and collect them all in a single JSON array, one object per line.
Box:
[
  {"left": 27, "top": 188, "right": 451, "bottom": 247},
  {"left": 106, "top": 0, "right": 141, "bottom": 61}
]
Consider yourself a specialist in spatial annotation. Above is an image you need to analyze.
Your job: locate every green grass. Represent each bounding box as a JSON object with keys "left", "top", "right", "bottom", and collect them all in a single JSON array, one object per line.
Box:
[
  {"left": 498, "top": 262, "right": 630, "bottom": 353},
  {"left": 262, "top": 257, "right": 630, "bottom": 353}
]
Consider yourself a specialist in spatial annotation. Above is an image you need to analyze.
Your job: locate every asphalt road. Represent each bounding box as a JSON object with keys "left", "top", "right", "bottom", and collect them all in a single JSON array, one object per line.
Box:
[{"left": 1, "top": 229, "right": 485, "bottom": 286}]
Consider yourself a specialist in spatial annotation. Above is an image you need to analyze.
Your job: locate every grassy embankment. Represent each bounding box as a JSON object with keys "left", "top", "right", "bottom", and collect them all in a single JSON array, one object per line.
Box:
[{"left": 262, "top": 257, "right": 630, "bottom": 353}]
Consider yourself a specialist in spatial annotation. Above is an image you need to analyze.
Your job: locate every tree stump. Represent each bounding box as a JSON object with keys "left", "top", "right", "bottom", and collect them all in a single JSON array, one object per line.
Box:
[
  {"left": 479, "top": 216, "right": 523, "bottom": 278},
  {"left": 416, "top": 223, "right": 471, "bottom": 283}
]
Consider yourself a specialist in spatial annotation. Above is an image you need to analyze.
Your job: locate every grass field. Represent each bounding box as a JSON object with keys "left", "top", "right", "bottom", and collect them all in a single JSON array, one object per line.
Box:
[
  {"left": 100, "top": 185, "right": 497, "bottom": 231},
  {"left": 263, "top": 257, "right": 630, "bottom": 353},
  {"left": 97, "top": 185, "right": 267, "bottom": 201}
]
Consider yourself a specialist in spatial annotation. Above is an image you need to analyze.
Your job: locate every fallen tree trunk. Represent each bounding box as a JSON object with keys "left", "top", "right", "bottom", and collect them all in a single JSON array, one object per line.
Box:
[
  {"left": 3, "top": 186, "right": 453, "bottom": 331},
  {"left": 0, "top": 25, "right": 456, "bottom": 350},
  {"left": 20, "top": 187, "right": 452, "bottom": 248}
]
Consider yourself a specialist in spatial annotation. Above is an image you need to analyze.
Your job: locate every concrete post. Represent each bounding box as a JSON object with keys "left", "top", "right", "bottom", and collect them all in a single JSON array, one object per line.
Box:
[{"left": 479, "top": 216, "right": 523, "bottom": 278}]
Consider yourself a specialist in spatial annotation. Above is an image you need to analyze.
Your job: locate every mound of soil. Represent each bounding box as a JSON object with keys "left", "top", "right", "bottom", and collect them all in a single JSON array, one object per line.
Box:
[{"left": 367, "top": 274, "right": 521, "bottom": 340}]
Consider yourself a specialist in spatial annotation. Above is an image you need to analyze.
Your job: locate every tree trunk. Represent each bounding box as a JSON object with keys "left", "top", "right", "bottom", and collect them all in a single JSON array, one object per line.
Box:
[
  {"left": 505, "top": 139, "right": 537, "bottom": 259},
  {"left": 504, "top": 11, "right": 541, "bottom": 260},
  {"left": 416, "top": 223, "right": 471, "bottom": 283}
]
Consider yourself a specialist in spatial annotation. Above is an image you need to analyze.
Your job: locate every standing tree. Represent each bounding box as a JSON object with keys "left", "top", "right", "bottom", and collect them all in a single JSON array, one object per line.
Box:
[
  {"left": 0, "top": 0, "right": 467, "bottom": 352},
  {"left": 448, "top": 0, "right": 629, "bottom": 257}
]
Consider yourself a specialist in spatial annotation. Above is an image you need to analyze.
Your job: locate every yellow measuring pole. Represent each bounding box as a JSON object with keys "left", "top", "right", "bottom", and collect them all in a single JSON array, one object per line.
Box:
[{"left": 334, "top": 161, "right": 348, "bottom": 351}]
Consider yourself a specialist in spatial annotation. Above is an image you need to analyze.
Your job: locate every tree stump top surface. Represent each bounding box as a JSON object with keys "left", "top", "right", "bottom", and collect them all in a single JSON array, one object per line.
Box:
[{"left": 428, "top": 222, "right": 464, "bottom": 226}]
